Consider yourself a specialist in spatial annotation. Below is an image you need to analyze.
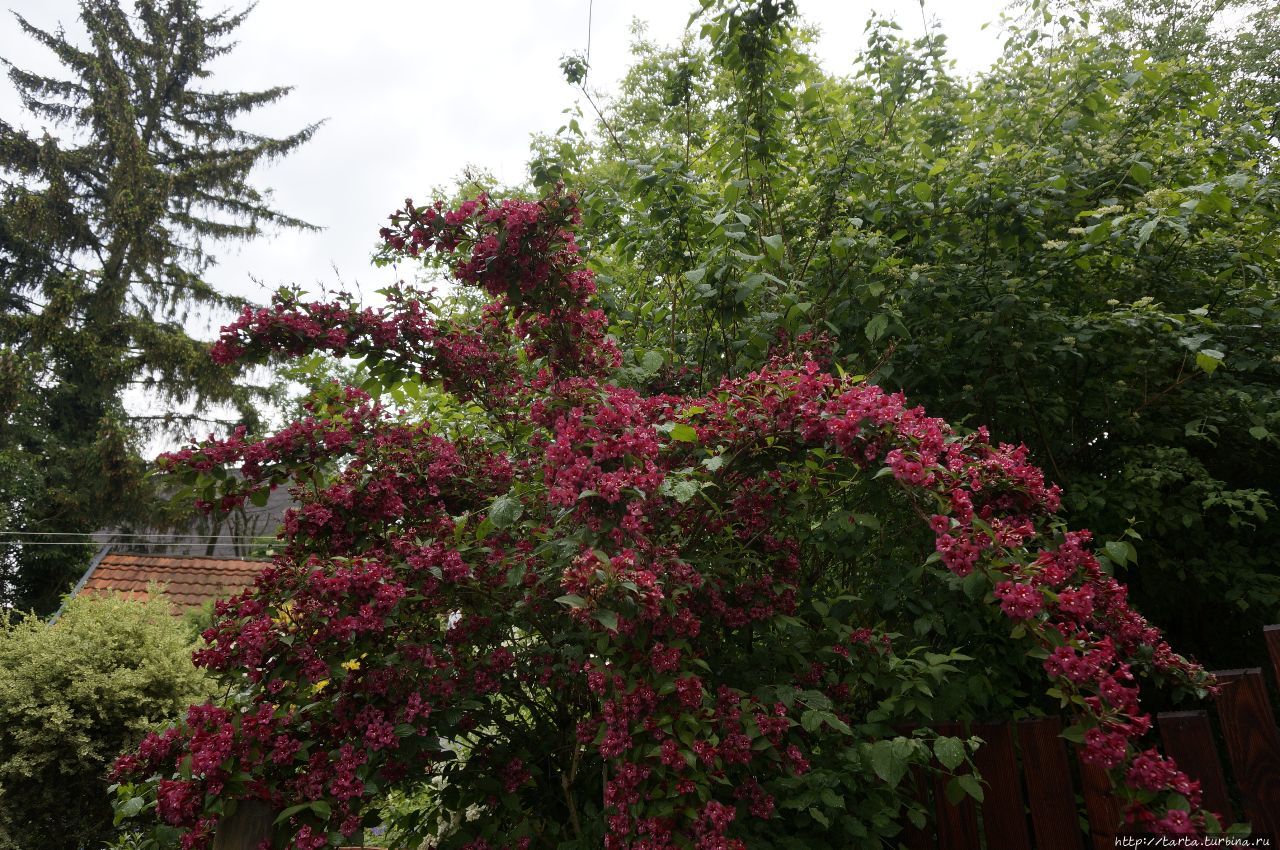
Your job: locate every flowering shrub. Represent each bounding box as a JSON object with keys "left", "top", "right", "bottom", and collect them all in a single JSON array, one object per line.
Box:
[{"left": 114, "top": 189, "right": 1219, "bottom": 849}]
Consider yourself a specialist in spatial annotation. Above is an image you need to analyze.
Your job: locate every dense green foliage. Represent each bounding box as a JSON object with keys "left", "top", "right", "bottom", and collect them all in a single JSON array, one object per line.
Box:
[
  {"left": 531, "top": 0, "right": 1280, "bottom": 667},
  {"left": 0, "top": 592, "right": 212, "bottom": 850},
  {"left": 0, "top": 0, "right": 316, "bottom": 614}
]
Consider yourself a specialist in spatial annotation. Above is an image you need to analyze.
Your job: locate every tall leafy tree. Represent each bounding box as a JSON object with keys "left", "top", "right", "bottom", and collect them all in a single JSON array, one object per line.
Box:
[
  {"left": 531, "top": 0, "right": 1280, "bottom": 667},
  {"left": 0, "top": 0, "right": 318, "bottom": 613},
  {"left": 1069, "top": 0, "right": 1279, "bottom": 142}
]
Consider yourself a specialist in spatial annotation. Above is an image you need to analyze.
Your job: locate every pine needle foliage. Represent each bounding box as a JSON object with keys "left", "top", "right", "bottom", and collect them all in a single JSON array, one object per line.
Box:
[{"left": 0, "top": 0, "right": 319, "bottom": 613}]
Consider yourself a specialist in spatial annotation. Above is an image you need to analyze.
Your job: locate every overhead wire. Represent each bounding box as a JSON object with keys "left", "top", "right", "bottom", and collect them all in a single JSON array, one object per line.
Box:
[
  {"left": 0, "top": 531, "right": 278, "bottom": 547},
  {"left": 0, "top": 530, "right": 276, "bottom": 540},
  {"left": 0, "top": 540, "right": 276, "bottom": 546}
]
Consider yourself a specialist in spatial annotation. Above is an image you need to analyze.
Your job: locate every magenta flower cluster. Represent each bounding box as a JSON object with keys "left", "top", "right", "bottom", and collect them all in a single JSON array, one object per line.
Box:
[{"left": 114, "top": 189, "right": 1216, "bottom": 848}]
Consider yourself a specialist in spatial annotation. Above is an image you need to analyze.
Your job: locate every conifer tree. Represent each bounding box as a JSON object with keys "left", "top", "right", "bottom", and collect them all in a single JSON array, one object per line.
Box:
[{"left": 0, "top": 0, "right": 318, "bottom": 613}]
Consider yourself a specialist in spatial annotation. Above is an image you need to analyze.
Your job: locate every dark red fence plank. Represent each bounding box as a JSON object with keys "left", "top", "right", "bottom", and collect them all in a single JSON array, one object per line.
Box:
[
  {"left": 1018, "top": 717, "right": 1086, "bottom": 850},
  {"left": 930, "top": 723, "right": 980, "bottom": 850},
  {"left": 971, "top": 721, "right": 1033, "bottom": 850},
  {"left": 1265, "top": 626, "right": 1280, "bottom": 699},
  {"left": 211, "top": 799, "right": 273, "bottom": 850},
  {"left": 1158, "top": 710, "right": 1234, "bottom": 823},
  {"left": 1212, "top": 668, "right": 1280, "bottom": 834},
  {"left": 901, "top": 764, "right": 933, "bottom": 850},
  {"left": 892, "top": 725, "right": 933, "bottom": 850},
  {"left": 1077, "top": 756, "right": 1123, "bottom": 850}
]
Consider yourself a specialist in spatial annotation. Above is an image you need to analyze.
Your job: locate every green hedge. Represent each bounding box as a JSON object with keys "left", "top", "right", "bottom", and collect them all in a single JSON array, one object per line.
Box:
[{"left": 0, "top": 591, "right": 213, "bottom": 850}]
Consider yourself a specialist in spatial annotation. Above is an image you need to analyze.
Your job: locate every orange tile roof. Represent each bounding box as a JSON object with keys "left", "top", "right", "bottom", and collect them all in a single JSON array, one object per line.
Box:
[{"left": 78, "top": 551, "right": 268, "bottom": 610}]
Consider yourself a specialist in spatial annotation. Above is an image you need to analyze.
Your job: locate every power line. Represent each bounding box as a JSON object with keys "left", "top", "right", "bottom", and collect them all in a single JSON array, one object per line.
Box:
[
  {"left": 0, "top": 540, "right": 277, "bottom": 547},
  {"left": 0, "top": 531, "right": 276, "bottom": 540},
  {"left": 0, "top": 535, "right": 278, "bottom": 548},
  {"left": 0, "top": 541, "right": 105, "bottom": 547},
  {"left": 0, "top": 540, "right": 275, "bottom": 548}
]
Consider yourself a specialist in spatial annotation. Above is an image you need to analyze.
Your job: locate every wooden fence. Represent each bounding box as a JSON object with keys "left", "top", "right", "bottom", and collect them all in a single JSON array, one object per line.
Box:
[
  {"left": 215, "top": 625, "right": 1280, "bottom": 849},
  {"left": 902, "top": 625, "right": 1280, "bottom": 849}
]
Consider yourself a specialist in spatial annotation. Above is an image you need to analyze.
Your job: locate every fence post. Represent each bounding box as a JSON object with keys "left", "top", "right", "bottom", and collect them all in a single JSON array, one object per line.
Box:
[
  {"left": 1157, "top": 710, "right": 1234, "bottom": 822},
  {"left": 211, "top": 799, "right": 273, "bottom": 850},
  {"left": 1018, "top": 717, "right": 1085, "bottom": 850},
  {"left": 1212, "top": 668, "right": 1280, "bottom": 835},
  {"left": 971, "top": 721, "right": 1033, "bottom": 850}
]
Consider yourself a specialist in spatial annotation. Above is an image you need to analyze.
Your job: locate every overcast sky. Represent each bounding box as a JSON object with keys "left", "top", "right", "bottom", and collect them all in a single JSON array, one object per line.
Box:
[{"left": 1, "top": 0, "right": 1008, "bottom": 340}]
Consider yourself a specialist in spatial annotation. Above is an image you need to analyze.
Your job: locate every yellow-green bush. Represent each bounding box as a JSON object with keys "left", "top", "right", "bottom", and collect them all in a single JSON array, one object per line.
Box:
[{"left": 0, "top": 592, "right": 213, "bottom": 850}]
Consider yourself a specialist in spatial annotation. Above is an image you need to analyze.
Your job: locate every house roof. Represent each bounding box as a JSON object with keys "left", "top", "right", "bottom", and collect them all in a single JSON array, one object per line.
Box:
[{"left": 77, "top": 550, "right": 268, "bottom": 610}]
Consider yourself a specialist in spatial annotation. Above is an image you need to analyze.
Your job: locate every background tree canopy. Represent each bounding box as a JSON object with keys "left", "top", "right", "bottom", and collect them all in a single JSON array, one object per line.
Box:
[
  {"left": 0, "top": 0, "right": 317, "bottom": 614},
  {"left": 527, "top": 0, "right": 1280, "bottom": 668}
]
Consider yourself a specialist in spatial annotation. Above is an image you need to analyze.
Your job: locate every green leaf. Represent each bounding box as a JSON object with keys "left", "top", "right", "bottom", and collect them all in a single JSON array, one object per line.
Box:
[
  {"left": 869, "top": 740, "right": 908, "bottom": 787},
  {"left": 912, "top": 182, "right": 933, "bottom": 203},
  {"left": 593, "top": 609, "right": 619, "bottom": 631},
  {"left": 762, "top": 233, "right": 784, "bottom": 260},
  {"left": 822, "top": 712, "right": 853, "bottom": 735},
  {"left": 933, "top": 736, "right": 965, "bottom": 771},
  {"left": 249, "top": 488, "right": 270, "bottom": 508},
  {"left": 276, "top": 800, "right": 328, "bottom": 824},
  {"left": 1195, "top": 349, "right": 1224, "bottom": 374},
  {"left": 116, "top": 796, "right": 145, "bottom": 820},
  {"left": 1135, "top": 218, "right": 1158, "bottom": 249},
  {"left": 961, "top": 569, "right": 987, "bottom": 600},
  {"left": 668, "top": 423, "right": 698, "bottom": 443},
  {"left": 669, "top": 480, "right": 701, "bottom": 504},
  {"left": 489, "top": 494, "right": 524, "bottom": 529},
  {"left": 555, "top": 594, "right": 586, "bottom": 609},
  {"left": 640, "top": 350, "right": 664, "bottom": 374},
  {"left": 1104, "top": 540, "right": 1129, "bottom": 566},
  {"left": 684, "top": 267, "right": 707, "bottom": 284},
  {"left": 1196, "top": 192, "right": 1232, "bottom": 215},
  {"left": 1249, "top": 426, "right": 1270, "bottom": 440},
  {"left": 956, "top": 773, "right": 984, "bottom": 802},
  {"left": 865, "top": 313, "right": 889, "bottom": 342}
]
